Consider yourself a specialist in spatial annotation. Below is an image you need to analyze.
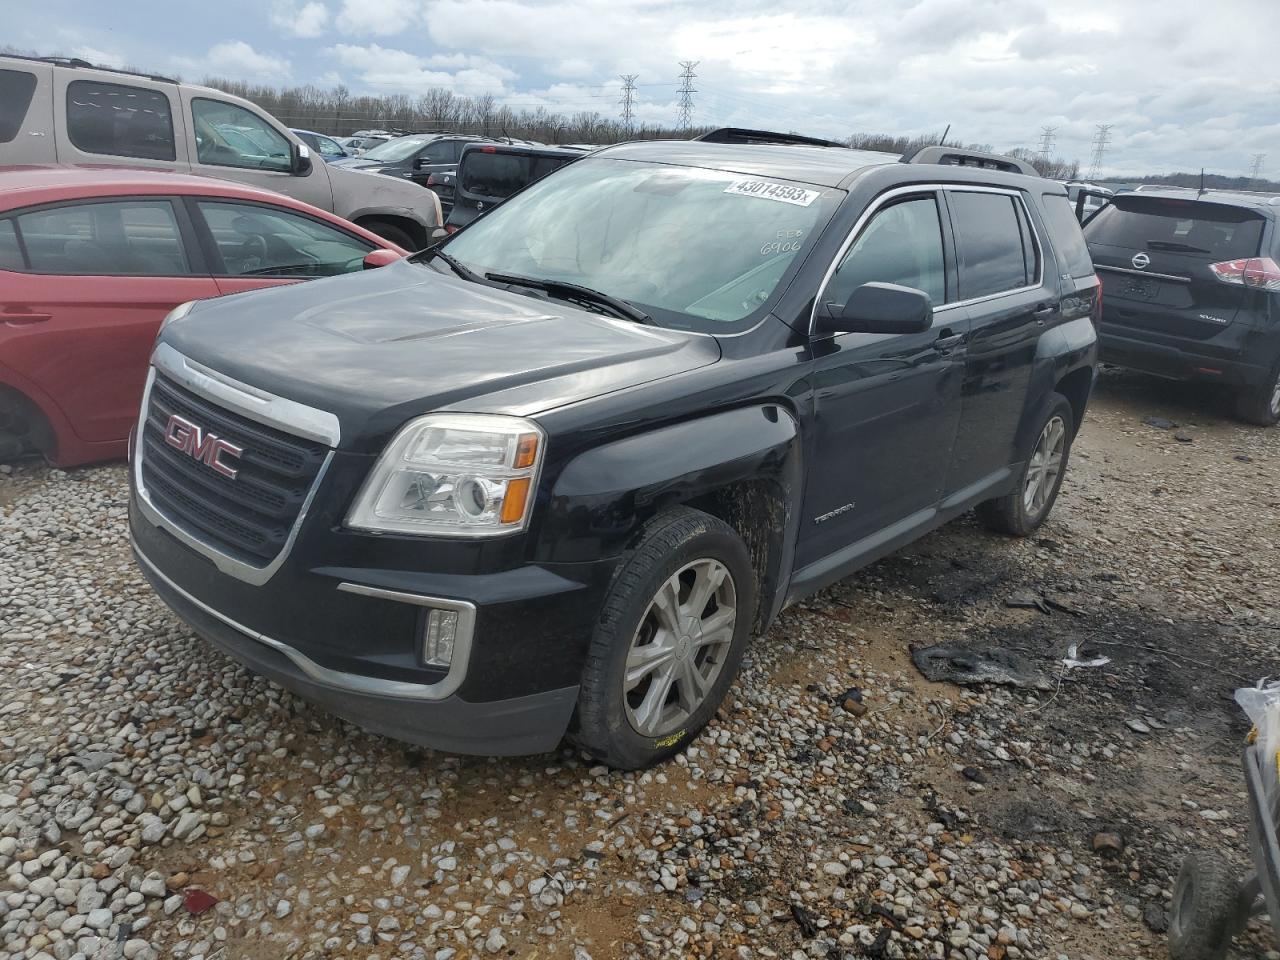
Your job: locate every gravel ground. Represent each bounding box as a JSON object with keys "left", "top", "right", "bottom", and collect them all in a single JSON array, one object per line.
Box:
[{"left": 2, "top": 367, "right": 1279, "bottom": 960}]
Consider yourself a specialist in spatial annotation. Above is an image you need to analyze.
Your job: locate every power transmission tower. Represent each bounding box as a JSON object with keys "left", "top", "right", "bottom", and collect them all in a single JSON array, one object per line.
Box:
[
  {"left": 618, "top": 74, "right": 638, "bottom": 133},
  {"left": 676, "top": 61, "right": 699, "bottom": 131},
  {"left": 1248, "top": 153, "right": 1267, "bottom": 189},
  {"left": 1037, "top": 126, "right": 1057, "bottom": 161},
  {"left": 1087, "top": 124, "right": 1113, "bottom": 180}
]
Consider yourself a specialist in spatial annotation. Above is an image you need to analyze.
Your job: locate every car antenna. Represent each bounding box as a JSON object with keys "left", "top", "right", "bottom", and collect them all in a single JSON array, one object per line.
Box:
[
  {"left": 1198, "top": 167, "right": 1206, "bottom": 197},
  {"left": 939, "top": 123, "right": 951, "bottom": 147},
  {"left": 500, "top": 126, "right": 512, "bottom": 145}
]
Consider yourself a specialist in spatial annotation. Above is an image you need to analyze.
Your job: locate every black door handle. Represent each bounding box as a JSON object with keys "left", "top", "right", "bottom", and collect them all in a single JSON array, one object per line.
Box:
[
  {"left": 1032, "top": 302, "right": 1056, "bottom": 321},
  {"left": 934, "top": 331, "right": 965, "bottom": 350}
]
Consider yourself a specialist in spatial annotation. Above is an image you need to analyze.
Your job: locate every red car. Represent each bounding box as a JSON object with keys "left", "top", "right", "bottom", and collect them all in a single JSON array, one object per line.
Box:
[{"left": 0, "top": 166, "right": 407, "bottom": 467}]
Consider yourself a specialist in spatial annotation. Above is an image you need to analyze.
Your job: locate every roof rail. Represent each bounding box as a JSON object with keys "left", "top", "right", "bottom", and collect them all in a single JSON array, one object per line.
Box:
[
  {"left": 1, "top": 53, "right": 179, "bottom": 84},
  {"left": 902, "top": 145, "right": 1039, "bottom": 177},
  {"left": 695, "top": 127, "right": 844, "bottom": 148}
]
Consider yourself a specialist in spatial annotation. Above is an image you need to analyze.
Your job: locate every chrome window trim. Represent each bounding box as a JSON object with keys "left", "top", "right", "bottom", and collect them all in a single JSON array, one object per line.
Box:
[
  {"left": 133, "top": 540, "right": 473, "bottom": 701},
  {"left": 1095, "top": 263, "right": 1191, "bottom": 284},
  {"left": 134, "top": 348, "right": 340, "bottom": 586},
  {"left": 809, "top": 183, "right": 1047, "bottom": 332}
]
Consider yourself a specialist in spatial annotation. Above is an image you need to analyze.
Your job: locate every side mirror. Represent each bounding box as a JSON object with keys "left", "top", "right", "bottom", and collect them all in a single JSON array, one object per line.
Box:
[
  {"left": 815, "top": 282, "right": 933, "bottom": 337},
  {"left": 363, "top": 249, "right": 403, "bottom": 269},
  {"left": 292, "top": 142, "right": 313, "bottom": 176},
  {"left": 413, "top": 157, "right": 425, "bottom": 170}
]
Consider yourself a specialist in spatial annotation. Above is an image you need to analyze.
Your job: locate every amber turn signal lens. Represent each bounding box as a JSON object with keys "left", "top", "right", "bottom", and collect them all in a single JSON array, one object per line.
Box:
[
  {"left": 500, "top": 477, "right": 531, "bottom": 524},
  {"left": 514, "top": 433, "right": 539, "bottom": 469}
]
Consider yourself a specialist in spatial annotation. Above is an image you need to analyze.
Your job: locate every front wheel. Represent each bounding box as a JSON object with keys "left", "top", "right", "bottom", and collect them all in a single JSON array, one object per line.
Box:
[
  {"left": 569, "top": 508, "right": 755, "bottom": 769},
  {"left": 977, "top": 393, "right": 1075, "bottom": 536},
  {"left": 360, "top": 219, "right": 416, "bottom": 251},
  {"left": 1235, "top": 362, "right": 1280, "bottom": 427}
]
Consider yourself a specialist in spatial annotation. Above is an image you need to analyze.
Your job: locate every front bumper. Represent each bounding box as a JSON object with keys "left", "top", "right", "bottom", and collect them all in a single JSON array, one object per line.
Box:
[
  {"left": 129, "top": 480, "right": 616, "bottom": 756},
  {"left": 134, "top": 543, "right": 579, "bottom": 755}
]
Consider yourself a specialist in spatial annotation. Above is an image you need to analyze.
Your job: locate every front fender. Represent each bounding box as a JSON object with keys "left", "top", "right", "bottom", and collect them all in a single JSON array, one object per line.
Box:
[{"left": 535, "top": 406, "right": 803, "bottom": 598}]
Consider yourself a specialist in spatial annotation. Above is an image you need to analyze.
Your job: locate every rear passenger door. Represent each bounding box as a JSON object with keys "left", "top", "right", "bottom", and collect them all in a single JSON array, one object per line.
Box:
[
  {"left": 943, "top": 187, "right": 1054, "bottom": 496},
  {"left": 0, "top": 198, "right": 218, "bottom": 444},
  {"left": 53, "top": 73, "right": 188, "bottom": 170}
]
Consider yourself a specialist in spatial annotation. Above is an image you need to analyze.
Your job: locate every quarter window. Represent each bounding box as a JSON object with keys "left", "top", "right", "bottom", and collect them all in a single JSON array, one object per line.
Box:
[
  {"left": 1040, "top": 195, "right": 1095, "bottom": 278},
  {"left": 196, "top": 200, "right": 374, "bottom": 278},
  {"left": 0, "top": 69, "right": 38, "bottom": 144},
  {"left": 949, "top": 191, "right": 1034, "bottom": 299},
  {"left": 192, "top": 99, "right": 292, "bottom": 172},
  {"left": 825, "top": 196, "right": 947, "bottom": 310},
  {"left": 0, "top": 220, "right": 25, "bottom": 270},
  {"left": 66, "top": 80, "right": 176, "bottom": 161},
  {"left": 16, "top": 200, "right": 189, "bottom": 275}
]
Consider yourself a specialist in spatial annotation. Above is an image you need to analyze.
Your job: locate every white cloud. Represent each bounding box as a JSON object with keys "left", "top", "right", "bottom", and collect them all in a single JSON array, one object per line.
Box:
[
  {"left": 327, "top": 43, "right": 513, "bottom": 95},
  {"left": 173, "top": 41, "right": 292, "bottom": 83},
  {"left": 334, "top": 0, "right": 424, "bottom": 36},
  {"left": 270, "top": 1, "right": 330, "bottom": 39}
]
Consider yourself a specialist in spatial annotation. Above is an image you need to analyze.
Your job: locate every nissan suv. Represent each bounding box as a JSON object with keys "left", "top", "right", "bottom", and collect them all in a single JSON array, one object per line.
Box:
[
  {"left": 129, "top": 136, "right": 1099, "bottom": 768},
  {"left": 1084, "top": 189, "right": 1280, "bottom": 424}
]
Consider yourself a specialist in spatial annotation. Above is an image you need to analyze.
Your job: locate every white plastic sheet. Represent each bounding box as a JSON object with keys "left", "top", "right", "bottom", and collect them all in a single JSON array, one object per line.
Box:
[{"left": 1236, "top": 679, "right": 1280, "bottom": 805}]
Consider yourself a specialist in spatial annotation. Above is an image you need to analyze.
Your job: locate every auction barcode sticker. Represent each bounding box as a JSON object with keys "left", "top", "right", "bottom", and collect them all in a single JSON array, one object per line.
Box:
[{"left": 724, "top": 179, "right": 820, "bottom": 206}]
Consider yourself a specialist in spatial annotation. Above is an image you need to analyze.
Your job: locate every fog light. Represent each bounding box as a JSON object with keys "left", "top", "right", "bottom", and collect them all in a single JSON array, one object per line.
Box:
[{"left": 423, "top": 609, "right": 459, "bottom": 667}]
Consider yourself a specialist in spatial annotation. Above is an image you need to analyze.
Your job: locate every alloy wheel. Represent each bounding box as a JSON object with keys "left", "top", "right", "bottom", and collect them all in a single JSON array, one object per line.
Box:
[
  {"left": 623, "top": 558, "right": 737, "bottom": 738},
  {"left": 1023, "top": 415, "right": 1066, "bottom": 517}
]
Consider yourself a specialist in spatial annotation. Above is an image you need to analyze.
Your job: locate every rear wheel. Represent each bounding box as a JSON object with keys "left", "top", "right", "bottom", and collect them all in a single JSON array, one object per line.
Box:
[
  {"left": 977, "top": 393, "right": 1075, "bottom": 536},
  {"left": 569, "top": 508, "right": 755, "bottom": 769},
  {"left": 0, "top": 387, "right": 52, "bottom": 464},
  {"left": 1235, "top": 362, "right": 1280, "bottom": 427},
  {"left": 1168, "top": 850, "right": 1239, "bottom": 960}
]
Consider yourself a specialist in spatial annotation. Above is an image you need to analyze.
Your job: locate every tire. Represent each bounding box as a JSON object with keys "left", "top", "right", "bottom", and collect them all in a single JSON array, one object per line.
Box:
[
  {"left": 361, "top": 220, "right": 416, "bottom": 251},
  {"left": 976, "top": 392, "right": 1075, "bottom": 536},
  {"left": 1234, "top": 362, "right": 1280, "bottom": 427},
  {"left": 569, "top": 507, "right": 755, "bottom": 769},
  {"left": 1168, "top": 850, "right": 1240, "bottom": 960}
]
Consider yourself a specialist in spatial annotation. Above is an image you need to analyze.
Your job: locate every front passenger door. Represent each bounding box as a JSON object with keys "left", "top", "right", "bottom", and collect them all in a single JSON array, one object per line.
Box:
[{"left": 797, "top": 193, "right": 968, "bottom": 569}]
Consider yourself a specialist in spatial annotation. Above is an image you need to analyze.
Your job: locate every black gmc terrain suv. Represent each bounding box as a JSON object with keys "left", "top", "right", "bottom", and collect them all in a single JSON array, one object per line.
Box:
[
  {"left": 129, "top": 135, "right": 1099, "bottom": 768},
  {"left": 1083, "top": 188, "right": 1280, "bottom": 425}
]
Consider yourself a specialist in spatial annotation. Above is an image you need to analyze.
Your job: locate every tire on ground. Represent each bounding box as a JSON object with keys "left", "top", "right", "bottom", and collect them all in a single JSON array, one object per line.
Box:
[
  {"left": 359, "top": 219, "right": 417, "bottom": 251},
  {"left": 976, "top": 391, "right": 1075, "bottom": 536},
  {"left": 569, "top": 506, "right": 755, "bottom": 770},
  {"left": 1168, "top": 849, "right": 1240, "bottom": 960},
  {"left": 1234, "top": 362, "right": 1280, "bottom": 427}
]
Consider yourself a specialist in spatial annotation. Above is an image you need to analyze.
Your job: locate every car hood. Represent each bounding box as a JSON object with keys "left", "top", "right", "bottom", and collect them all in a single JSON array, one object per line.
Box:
[
  {"left": 330, "top": 158, "right": 388, "bottom": 171},
  {"left": 161, "top": 260, "right": 720, "bottom": 451}
]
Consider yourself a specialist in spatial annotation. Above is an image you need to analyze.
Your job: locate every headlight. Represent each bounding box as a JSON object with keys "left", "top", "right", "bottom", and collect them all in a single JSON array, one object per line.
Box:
[
  {"left": 345, "top": 413, "right": 544, "bottom": 537},
  {"left": 158, "top": 300, "right": 197, "bottom": 335}
]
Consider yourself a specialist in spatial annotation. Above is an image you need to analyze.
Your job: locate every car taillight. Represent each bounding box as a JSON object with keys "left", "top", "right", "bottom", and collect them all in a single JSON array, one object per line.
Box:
[
  {"left": 1209, "top": 257, "right": 1280, "bottom": 291},
  {"left": 445, "top": 224, "right": 459, "bottom": 234},
  {"left": 1092, "top": 277, "right": 1103, "bottom": 329},
  {"left": 426, "top": 174, "right": 438, "bottom": 186}
]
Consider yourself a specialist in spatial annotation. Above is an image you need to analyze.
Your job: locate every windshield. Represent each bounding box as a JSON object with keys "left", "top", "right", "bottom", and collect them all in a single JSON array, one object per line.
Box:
[
  {"left": 441, "top": 157, "right": 842, "bottom": 331},
  {"left": 362, "top": 136, "right": 432, "bottom": 162}
]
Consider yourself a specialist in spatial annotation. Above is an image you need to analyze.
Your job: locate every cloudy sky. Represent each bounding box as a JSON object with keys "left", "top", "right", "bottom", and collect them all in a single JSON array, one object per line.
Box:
[{"left": 9, "top": 0, "right": 1278, "bottom": 179}]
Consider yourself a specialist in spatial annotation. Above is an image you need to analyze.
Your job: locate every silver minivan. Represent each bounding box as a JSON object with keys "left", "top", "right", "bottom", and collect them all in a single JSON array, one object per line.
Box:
[{"left": 0, "top": 56, "right": 441, "bottom": 248}]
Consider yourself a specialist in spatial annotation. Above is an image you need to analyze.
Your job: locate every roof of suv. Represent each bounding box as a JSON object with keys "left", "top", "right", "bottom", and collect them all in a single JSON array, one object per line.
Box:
[
  {"left": 0, "top": 164, "right": 314, "bottom": 208},
  {"left": 1120, "top": 188, "right": 1280, "bottom": 213},
  {"left": 597, "top": 139, "right": 902, "bottom": 188}
]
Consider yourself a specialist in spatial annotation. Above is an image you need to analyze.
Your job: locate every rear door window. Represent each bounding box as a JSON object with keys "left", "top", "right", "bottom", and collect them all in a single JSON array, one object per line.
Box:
[
  {"left": 16, "top": 200, "right": 190, "bottom": 275},
  {"left": 461, "top": 152, "right": 531, "bottom": 199},
  {"left": 66, "top": 80, "right": 176, "bottom": 161},
  {"left": 0, "top": 69, "right": 38, "bottom": 143},
  {"left": 949, "top": 191, "right": 1032, "bottom": 299},
  {"left": 195, "top": 200, "right": 373, "bottom": 277},
  {"left": 1084, "top": 196, "right": 1264, "bottom": 260},
  {"left": 1040, "top": 194, "right": 1095, "bottom": 278}
]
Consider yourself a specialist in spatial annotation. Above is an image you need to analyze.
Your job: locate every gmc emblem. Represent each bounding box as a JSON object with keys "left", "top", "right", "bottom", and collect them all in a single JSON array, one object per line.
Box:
[{"left": 163, "top": 413, "right": 244, "bottom": 479}]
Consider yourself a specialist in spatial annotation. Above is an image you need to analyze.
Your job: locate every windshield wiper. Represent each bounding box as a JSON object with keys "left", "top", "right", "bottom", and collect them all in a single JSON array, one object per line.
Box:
[
  {"left": 418, "top": 248, "right": 483, "bottom": 283},
  {"left": 484, "top": 272, "right": 654, "bottom": 325},
  {"left": 1146, "top": 240, "right": 1211, "bottom": 254}
]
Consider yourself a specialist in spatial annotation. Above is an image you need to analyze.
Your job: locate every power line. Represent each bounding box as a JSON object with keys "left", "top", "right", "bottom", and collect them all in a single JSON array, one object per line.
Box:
[
  {"left": 1087, "top": 123, "right": 1113, "bottom": 180},
  {"left": 1037, "top": 126, "right": 1057, "bottom": 161},
  {"left": 618, "top": 74, "right": 638, "bottom": 133},
  {"left": 1248, "top": 153, "right": 1267, "bottom": 189},
  {"left": 676, "top": 60, "right": 699, "bottom": 130}
]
